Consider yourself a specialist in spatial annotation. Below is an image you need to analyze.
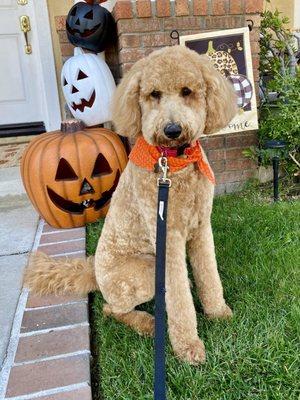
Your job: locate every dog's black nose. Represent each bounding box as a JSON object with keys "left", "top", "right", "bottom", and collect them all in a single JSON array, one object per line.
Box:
[{"left": 164, "top": 123, "right": 182, "bottom": 139}]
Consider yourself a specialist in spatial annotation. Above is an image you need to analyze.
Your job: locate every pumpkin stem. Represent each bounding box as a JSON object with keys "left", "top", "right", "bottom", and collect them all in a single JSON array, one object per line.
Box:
[
  {"left": 206, "top": 40, "right": 215, "bottom": 55},
  {"left": 61, "top": 119, "right": 85, "bottom": 133}
]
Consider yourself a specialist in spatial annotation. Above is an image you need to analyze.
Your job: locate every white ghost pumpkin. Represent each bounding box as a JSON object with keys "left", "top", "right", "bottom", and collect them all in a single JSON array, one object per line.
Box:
[{"left": 61, "top": 47, "right": 116, "bottom": 126}]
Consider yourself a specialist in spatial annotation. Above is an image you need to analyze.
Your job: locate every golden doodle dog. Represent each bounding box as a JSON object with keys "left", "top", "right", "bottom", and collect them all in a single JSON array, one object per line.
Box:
[{"left": 25, "top": 46, "right": 237, "bottom": 365}]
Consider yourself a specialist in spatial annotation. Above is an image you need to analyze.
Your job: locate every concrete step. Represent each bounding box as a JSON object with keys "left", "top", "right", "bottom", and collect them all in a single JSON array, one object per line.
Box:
[{"left": 0, "top": 167, "right": 25, "bottom": 198}]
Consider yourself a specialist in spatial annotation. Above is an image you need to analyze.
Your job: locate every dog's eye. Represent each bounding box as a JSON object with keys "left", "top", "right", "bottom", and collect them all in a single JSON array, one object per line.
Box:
[
  {"left": 150, "top": 90, "right": 162, "bottom": 100},
  {"left": 181, "top": 87, "right": 192, "bottom": 97}
]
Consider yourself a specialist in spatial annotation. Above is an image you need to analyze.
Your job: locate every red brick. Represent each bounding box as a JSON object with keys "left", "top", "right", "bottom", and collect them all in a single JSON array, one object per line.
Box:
[
  {"left": 251, "top": 14, "right": 262, "bottom": 27},
  {"left": 121, "top": 62, "right": 135, "bottom": 74},
  {"left": 118, "top": 18, "right": 161, "bottom": 33},
  {"left": 27, "top": 294, "right": 86, "bottom": 308},
  {"left": 34, "top": 386, "right": 92, "bottom": 400},
  {"left": 38, "top": 239, "right": 85, "bottom": 256},
  {"left": 211, "top": 160, "right": 226, "bottom": 173},
  {"left": 6, "top": 354, "right": 90, "bottom": 397},
  {"left": 60, "top": 43, "right": 75, "bottom": 57},
  {"left": 225, "top": 133, "right": 257, "bottom": 148},
  {"left": 201, "top": 135, "right": 225, "bottom": 150},
  {"left": 39, "top": 229, "right": 84, "bottom": 245},
  {"left": 212, "top": 0, "right": 226, "bottom": 15},
  {"left": 226, "top": 147, "right": 245, "bottom": 159},
  {"left": 119, "top": 48, "right": 147, "bottom": 63},
  {"left": 205, "top": 15, "right": 230, "bottom": 29},
  {"left": 215, "top": 170, "right": 244, "bottom": 184},
  {"left": 226, "top": 159, "right": 257, "bottom": 170},
  {"left": 229, "top": 0, "right": 243, "bottom": 14},
  {"left": 193, "top": 0, "right": 207, "bottom": 15},
  {"left": 175, "top": 0, "right": 190, "bottom": 16},
  {"left": 15, "top": 325, "right": 89, "bottom": 363},
  {"left": 143, "top": 32, "right": 172, "bottom": 47},
  {"left": 156, "top": 0, "right": 171, "bottom": 17},
  {"left": 21, "top": 302, "right": 88, "bottom": 333},
  {"left": 207, "top": 149, "right": 225, "bottom": 161},
  {"left": 113, "top": 1, "right": 133, "bottom": 20},
  {"left": 137, "top": 0, "right": 152, "bottom": 17},
  {"left": 55, "top": 16, "right": 66, "bottom": 31},
  {"left": 164, "top": 16, "right": 202, "bottom": 30},
  {"left": 119, "top": 33, "right": 142, "bottom": 49},
  {"left": 250, "top": 40, "right": 260, "bottom": 54},
  {"left": 245, "top": 0, "right": 263, "bottom": 13},
  {"left": 252, "top": 55, "right": 260, "bottom": 70}
]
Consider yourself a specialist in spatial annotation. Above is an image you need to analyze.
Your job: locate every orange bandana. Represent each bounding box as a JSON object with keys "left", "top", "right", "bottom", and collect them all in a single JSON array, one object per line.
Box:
[{"left": 129, "top": 137, "right": 215, "bottom": 185}]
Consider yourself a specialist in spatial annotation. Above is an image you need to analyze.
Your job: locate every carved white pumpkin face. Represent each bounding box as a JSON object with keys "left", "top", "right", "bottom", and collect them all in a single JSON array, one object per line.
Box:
[{"left": 61, "top": 47, "right": 116, "bottom": 126}]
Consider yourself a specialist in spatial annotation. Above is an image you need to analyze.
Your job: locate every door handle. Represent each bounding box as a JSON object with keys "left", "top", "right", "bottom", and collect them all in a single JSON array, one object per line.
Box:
[{"left": 20, "top": 15, "right": 32, "bottom": 54}]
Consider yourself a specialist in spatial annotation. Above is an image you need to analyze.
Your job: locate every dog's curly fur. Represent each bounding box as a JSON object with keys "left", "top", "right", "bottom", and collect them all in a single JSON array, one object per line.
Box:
[{"left": 25, "top": 46, "right": 237, "bottom": 365}]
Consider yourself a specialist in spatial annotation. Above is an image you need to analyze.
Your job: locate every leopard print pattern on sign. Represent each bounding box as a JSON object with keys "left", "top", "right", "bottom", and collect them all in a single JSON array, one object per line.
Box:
[{"left": 206, "top": 40, "right": 239, "bottom": 76}]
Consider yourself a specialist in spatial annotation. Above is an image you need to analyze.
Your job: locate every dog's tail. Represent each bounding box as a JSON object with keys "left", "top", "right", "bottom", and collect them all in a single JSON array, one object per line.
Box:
[{"left": 23, "top": 252, "right": 98, "bottom": 296}]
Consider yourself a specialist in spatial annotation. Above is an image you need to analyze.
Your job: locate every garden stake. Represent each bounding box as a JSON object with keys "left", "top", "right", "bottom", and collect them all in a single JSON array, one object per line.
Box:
[{"left": 154, "top": 156, "right": 171, "bottom": 400}]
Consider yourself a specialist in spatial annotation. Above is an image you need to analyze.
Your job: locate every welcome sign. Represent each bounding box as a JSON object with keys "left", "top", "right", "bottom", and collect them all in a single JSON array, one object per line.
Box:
[{"left": 180, "top": 27, "right": 259, "bottom": 134}]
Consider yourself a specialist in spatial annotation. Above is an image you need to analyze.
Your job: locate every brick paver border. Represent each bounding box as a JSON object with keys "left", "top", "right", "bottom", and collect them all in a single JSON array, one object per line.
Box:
[{"left": 1, "top": 220, "right": 92, "bottom": 400}]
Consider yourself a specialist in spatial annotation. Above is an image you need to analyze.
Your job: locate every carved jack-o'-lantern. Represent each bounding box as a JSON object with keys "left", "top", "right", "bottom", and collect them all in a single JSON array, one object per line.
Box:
[
  {"left": 66, "top": 0, "right": 115, "bottom": 53},
  {"left": 61, "top": 48, "right": 116, "bottom": 126},
  {"left": 21, "top": 120, "right": 128, "bottom": 229}
]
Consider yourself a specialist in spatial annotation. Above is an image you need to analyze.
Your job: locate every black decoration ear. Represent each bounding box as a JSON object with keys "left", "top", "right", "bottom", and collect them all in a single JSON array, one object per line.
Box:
[
  {"left": 55, "top": 158, "right": 78, "bottom": 181},
  {"left": 92, "top": 154, "right": 112, "bottom": 177},
  {"left": 70, "top": 6, "right": 77, "bottom": 16}
]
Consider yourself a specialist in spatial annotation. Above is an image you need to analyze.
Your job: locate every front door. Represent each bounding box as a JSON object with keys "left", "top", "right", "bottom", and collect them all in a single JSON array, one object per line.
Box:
[{"left": 0, "top": 0, "right": 55, "bottom": 130}]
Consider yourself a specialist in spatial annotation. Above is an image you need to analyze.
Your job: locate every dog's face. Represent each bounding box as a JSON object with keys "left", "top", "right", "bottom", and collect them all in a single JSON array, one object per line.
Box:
[
  {"left": 112, "top": 46, "right": 237, "bottom": 147},
  {"left": 139, "top": 58, "right": 207, "bottom": 147}
]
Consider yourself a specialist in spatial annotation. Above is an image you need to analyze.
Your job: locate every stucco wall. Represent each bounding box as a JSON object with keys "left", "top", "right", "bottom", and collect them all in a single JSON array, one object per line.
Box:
[{"left": 264, "top": 0, "right": 299, "bottom": 31}]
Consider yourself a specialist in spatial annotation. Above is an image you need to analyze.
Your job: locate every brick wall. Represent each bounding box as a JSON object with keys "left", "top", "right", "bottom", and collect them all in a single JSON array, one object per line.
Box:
[{"left": 56, "top": 0, "right": 263, "bottom": 194}]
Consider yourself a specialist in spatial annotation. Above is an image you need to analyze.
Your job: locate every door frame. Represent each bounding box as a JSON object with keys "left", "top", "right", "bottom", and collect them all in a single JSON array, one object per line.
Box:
[{"left": 32, "top": 0, "right": 61, "bottom": 131}]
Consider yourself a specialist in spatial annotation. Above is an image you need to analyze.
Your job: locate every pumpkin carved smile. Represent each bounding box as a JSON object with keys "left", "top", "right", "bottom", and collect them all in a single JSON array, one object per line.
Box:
[
  {"left": 47, "top": 170, "right": 120, "bottom": 215},
  {"left": 71, "top": 89, "right": 96, "bottom": 113}
]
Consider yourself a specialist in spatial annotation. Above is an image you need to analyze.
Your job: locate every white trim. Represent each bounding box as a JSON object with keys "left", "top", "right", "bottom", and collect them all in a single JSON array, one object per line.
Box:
[
  {"left": 25, "top": 300, "right": 87, "bottom": 311},
  {"left": 19, "top": 322, "right": 89, "bottom": 337},
  {"left": 52, "top": 250, "right": 86, "bottom": 258},
  {"left": 32, "top": 1, "right": 61, "bottom": 131},
  {"left": 41, "top": 227, "right": 84, "bottom": 235},
  {"left": 38, "top": 238, "right": 85, "bottom": 247},
  {"left": 13, "top": 350, "right": 90, "bottom": 367},
  {"left": 5, "top": 382, "right": 90, "bottom": 400}
]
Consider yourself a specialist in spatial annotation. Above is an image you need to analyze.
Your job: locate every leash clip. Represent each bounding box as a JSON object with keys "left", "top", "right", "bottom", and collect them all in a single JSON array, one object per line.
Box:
[{"left": 157, "top": 156, "right": 172, "bottom": 187}]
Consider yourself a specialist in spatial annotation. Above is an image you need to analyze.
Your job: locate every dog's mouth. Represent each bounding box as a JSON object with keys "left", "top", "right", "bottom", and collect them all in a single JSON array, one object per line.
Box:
[
  {"left": 71, "top": 90, "right": 96, "bottom": 113},
  {"left": 156, "top": 134, "right": 191, "bottom": 148},
  {"left": 47, "top": 170, "right": 120, "bottom": 214}
]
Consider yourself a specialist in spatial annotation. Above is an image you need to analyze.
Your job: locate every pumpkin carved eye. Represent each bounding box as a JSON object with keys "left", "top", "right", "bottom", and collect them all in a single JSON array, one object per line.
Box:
[
  {"left": 92, "top": 153, "right": 112, "bottom": 177},
  {"left": 77, "top": 70, "right": 88, "bottom": 80},
  {"left": 84, "top": 10, "right": 93, "bottom": 20},
  {"left": 63, "top": 78, "right": 68, "bottom": 86},
  {"left": 55, "top": 158, "right": 78, "bottom": 181}
]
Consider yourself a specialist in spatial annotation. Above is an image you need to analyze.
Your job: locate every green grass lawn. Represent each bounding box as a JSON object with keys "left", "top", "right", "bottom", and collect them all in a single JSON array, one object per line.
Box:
[{"left": 87, "top": 190, "right": 299, "bottom": 400}]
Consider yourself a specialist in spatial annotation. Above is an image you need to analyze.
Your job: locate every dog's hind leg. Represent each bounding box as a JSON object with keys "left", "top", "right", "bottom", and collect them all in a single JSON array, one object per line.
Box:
[
  {"left": 96, "top": 254, "right": 155, "bottom": 335},
  {"left": 103, "top": 304, "right": 154, "bottom": 336}
]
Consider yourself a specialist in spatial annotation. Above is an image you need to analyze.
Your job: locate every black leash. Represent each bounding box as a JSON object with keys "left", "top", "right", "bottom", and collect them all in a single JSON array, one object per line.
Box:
[{"left": 154, "top": 157, "right": 171, "bottom": 400}]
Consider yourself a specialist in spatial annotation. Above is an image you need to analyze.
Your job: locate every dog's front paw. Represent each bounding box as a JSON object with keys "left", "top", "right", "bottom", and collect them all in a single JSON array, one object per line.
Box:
[
  {"left": 205, "top": 304, "right": 233, "bottom": 320},
  {"left": 173, "top": 338, "right": 206, "bottom": 365}
]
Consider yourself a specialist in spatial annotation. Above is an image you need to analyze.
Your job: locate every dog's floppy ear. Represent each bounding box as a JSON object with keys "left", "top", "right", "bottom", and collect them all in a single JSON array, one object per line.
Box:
[
  {"left": 111, "top": 58, "right": 146, "bottom": 139},
  {"left": 198, "top": 55, "right": 238, "bottom": 134}
]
